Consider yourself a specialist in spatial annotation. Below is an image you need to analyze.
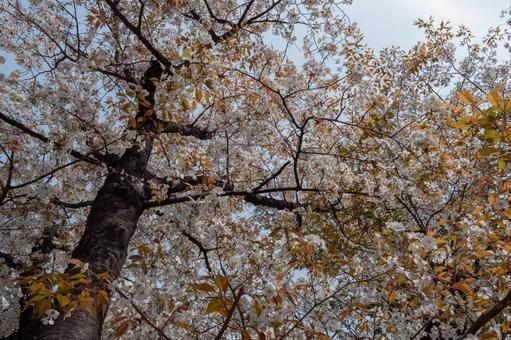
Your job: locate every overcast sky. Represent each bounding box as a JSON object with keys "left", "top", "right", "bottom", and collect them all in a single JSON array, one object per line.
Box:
[{"left": 345, "top": 0, "right": 510, "bottom": 50}]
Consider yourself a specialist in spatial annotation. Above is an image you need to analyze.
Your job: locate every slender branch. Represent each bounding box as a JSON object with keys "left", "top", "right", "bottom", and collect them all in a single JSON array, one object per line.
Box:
[
  {"left": 144, "top": 187, "right": 309, "bottom": 210},
  {"left": 278, "top": 270, "right": 392, "bottom": 339},
  {"left": 9, "top": 158, "right": 82, "bottom": 190},
  {"left": 0, "top": 111, "right": 108, "bottom": 166},
  {"left": 0, "top": 111, "right": 49, "bottom": 143},
  {"left": 0, "top": 251, "right": 20, "bottom": 269},
  {"left": 52, "top": 198, "right": 94, "bottom": 209},
  {"left": 465, "top": 290, "right": 511, "bottom": 336},
  {"left": 104, "top": 0, "right": 172, "bottom": 68},
  {"left": 253, "top": 161, "right": 290, "bottom": 191},
  {"left": 214, "top": 288, "right": 243, "bottom": 340},
  {"left": 158, "top": 119, "right": 215, "bottom": 140},
  {"left": 115, "top": 288, "right": 171, "bottom": 340},
  {"left": 246, "top": 0, "right": 283, "bottom": 24},
  {"left": 181, "top": 230, "right": 214, "bottom": 274}
]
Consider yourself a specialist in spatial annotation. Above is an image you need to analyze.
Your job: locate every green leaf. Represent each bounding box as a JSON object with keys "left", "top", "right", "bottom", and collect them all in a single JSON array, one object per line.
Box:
[
  {"left": 498, "top": 157, "right": 506, "bottom": 170},
  {"left": 483, "top": 129, "right": 499, "bottom": 143},
  {"left": 451, "top": 118, "right": 469, "bottom": 128}
]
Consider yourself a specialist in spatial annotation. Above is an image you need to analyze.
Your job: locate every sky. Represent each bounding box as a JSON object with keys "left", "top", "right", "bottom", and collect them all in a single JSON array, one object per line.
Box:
[
  {"left": 1, "top": 1, "right": 509, "bottom": 75},
  {"left": 345, "top": 0, "right": 510, "bottom": 50}
]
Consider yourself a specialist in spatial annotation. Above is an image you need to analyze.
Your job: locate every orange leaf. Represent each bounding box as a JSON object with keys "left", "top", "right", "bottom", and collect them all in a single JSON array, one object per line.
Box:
[
  {"left": 191, "top": 283, "right": 216, "bottom": 293},
  {"left": 473, "top": 250, "right": 493, "bottom": 258},
  {"left": 175, "top": 320, "right": 192, "bottom": 330},
  {"left": 113, "top": 320, "right": 132, "bottom": 338},
  {"left": 254, "top": 300, "right": 263, "bottom": 316}
]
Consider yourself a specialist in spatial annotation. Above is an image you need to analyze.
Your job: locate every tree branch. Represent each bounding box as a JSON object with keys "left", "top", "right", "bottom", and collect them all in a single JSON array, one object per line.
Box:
[
  {"left": 0, "top": 111, "right": 49, "bottom": 143},
  {"left": 214, "top": 288, "right": 243, "bottom": 340},
  {"left": 0, "top": 251, "right": 20, "bottom": 269},
  {"left": 104, "top": 0, "right": 172, "bottom": 68},
  {"left": 158, "top": 119, "right": 215, "bottom": 140},
  {"left": 115, "top": 287, "right": 170, "bottom": 340},
  {"left": 0, "top": 111, "right": 112, "bottom": 166},
  {"left": 52, "top": 198, "right": 94, "bottom": 209},
  {"left": 465, "top": 290, "right": 511, "bottom": 336}
]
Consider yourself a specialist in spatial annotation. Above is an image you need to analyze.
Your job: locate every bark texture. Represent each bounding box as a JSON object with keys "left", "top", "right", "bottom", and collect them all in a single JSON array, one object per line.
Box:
[
  {"left": 13, "top": 61, "right": 163, "bottom": 339},
  {"left": 15, "top": 146, "right": 150, "bottom": 339}
]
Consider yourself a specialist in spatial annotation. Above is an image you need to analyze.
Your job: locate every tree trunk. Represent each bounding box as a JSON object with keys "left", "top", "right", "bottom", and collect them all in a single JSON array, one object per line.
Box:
[{"left": 15, "top": 145, "right": 150, "bottom": 340}]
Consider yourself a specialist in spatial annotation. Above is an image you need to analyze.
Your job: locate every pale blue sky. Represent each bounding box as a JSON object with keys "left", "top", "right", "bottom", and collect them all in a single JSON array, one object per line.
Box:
[
  {"left": 1, "top": 1, "right": 509, "bottom": 75},
  {"left": 346, "top": 0, "right": 510, "bottom": 50}
]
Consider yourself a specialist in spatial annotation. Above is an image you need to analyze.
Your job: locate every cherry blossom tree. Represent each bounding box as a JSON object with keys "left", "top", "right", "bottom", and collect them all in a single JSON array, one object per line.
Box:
[{"left": 1, "top": 0, "right": 511, "bottom": 339}]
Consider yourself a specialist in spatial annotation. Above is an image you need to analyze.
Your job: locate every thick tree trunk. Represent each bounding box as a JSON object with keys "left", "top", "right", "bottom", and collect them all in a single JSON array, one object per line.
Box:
[
  {"left": 12, "top": 61, "right": 162, "bottom": 340},
  {"left": 15, "top": 146, "right": 150, "bottom": 340}
]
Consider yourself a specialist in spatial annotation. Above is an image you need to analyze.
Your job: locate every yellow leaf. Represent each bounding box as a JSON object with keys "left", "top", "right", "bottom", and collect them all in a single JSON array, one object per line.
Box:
[
  {"left": 437, "top": 271, "right": 449, "bottom": 281},
  {"left": 28, "top": 294, "right": 47, "bottom": 303},
  {"left": 503, "top": 318, "right": 510, "bottom": 333},
  {"left": 96, "top": 272, "right": 111, "bottom": 280},
  {"left": 206, "top": 298, "right": 224, "bottom": 314},
  {"left": 183, "top": 48, "right": 192, "bottom": 59},
  {"left": 79, "top": 289, "right": 91, "bottom": 308},
  {"left": 487, "top": 90, "right": 503, "bottom": 111},
  {"left": 214, "top": 276, "right": 229, "bottom": 292},
  {"left": 57, "top": 294, "right": 70, "bottom": 307},
  {"left": 451, "top": 281, "right": 471, "bottom": 293},
  {"left": 388, "top": 290, "right": 397, "bottom": 303},
  {"left": 33, "top": 298, "right": 51, "bottom": 318},
  {"left": 478, "top": 146, "right": 499, "bottom": 156},
  {"left": 499, "top": 158, "right": 506, "bottom": 170},
  {"left": 180, "top": 97, "right": 189, "bottom": 111},
  {"left": 437, "top": 219, "right": 448, "bottom": 226},
  {"left": 483, "top": 129, "right": 499, "bottom": 143},
  {"left": 68, "top": 273, "right": 87, "bottom": 281},
  {"left": 458, "top": 90, "right": 475, "bottom": 105},
  {"left": 451, "top": 118, "right": 468, "bottom": 129},
  {"left": 195, "top": 88, "right": 203, "bottom": 101},
  {"left": 435, "top": 238, "right": 448, "bottom": 245},
  {"left": 504, "top": 208, "right": 511, "bottom": 219}
]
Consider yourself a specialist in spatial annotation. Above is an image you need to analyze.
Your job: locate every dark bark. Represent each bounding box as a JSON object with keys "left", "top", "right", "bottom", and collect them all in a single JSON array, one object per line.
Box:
[
  {"left": 15, "top": 146, "right": 150, "bottom": 340},
  {"left": 14, "top": 62, "right": 162, "bottom": 340},
  {"left": 464, "top": 289, "right": 511, "bottom": 337}
]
